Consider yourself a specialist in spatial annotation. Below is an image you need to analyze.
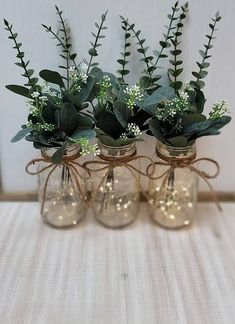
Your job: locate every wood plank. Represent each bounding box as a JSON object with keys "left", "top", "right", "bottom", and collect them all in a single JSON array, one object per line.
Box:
[{"left": 0, "top": 202, "right": 234, "bottom": 323}]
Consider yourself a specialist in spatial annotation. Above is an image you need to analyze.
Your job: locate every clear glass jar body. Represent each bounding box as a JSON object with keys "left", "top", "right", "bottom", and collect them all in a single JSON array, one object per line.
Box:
[
  {"left": 38, "top": 145, "right": 87, "bottom": 228},
  {"left": 149, "top": 141, "right": 198, "bottom": 229},
  {"left": 91, "top": 141, "right": 140, "bottom": 228}
]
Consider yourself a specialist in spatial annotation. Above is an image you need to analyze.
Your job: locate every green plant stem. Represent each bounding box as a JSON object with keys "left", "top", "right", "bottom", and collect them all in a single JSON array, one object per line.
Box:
[
  {"left": 55, "top": 7, "right": 72, "bottom": 89},
  {"left": 171, "top": 8, "right": 187, "bottom": 92},
  {"left": 124, "top": 20, "right": 152, "bottom": 77},
  {"left": 152, "top": 3, "right": 178, "bottom": 75},
  {"left": 196, "top": 21, "right": 216, "bottom": 85},
  {"left": 119, "top": 19, "right": 130, "bottom": 84},
  {"left": 87, "top": 11, "right": 108, "bottom": 74},
  {"left": 43, "top": 25, "right": 78, "bottom": 89},
  {"left": 5, "top": 23, "right": 37, "bottom": 91}
]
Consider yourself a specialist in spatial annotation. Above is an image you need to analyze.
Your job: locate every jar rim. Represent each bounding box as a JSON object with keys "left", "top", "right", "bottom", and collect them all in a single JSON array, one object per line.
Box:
[
  {"left": 97, "top": 139, "right": 136, "bottom": 150},
  {"left": 41, "top": 143, "right": 80, "bottom": 157},
  {"left": 156, "top": 140, "right": 196, "bottom": 160},
  {"left": 156, "top": 140, "right": 196, "bottom": 151}
]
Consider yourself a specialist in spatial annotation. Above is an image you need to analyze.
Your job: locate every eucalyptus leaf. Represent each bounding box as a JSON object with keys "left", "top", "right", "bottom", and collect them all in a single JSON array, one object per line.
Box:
[
  {"left": 6, "top": 85, "right": 30, "bottom": 98},
  {"left": 39, "top": 69, "right": 65, "bottom": 88},
  {"left": 11, "top": 127, "right": 32, "bottom": 143}
]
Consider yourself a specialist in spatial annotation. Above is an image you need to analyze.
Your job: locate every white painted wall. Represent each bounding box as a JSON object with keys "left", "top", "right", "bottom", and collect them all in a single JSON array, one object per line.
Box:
[{"left": 0, "top": 0, "right": 234, "bottom": 192}]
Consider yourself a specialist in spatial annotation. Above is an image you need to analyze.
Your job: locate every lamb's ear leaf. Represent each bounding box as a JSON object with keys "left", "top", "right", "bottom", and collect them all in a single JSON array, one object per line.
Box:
[
  {"left": 149, "top": 118, "right": 165, "bottom": 142},
  {"left": 72, "top": 76, "right": 95, "bottom": 105},
  {"left": 70, "top": 128, "right": 96, "bottom": 140},
  {"left": 6, "top": 85, "right": 30, "bottom": 98},
  {"left": 96, "top": 111, "right": 124, "bottom": 140},
  {"left": 183, "top": 114, "right": 206, "bottom": 124},
  {"left": 167, "top": 136, "right": 188, "bottom": 147},
  {"left": 113, "top": 101, "right": 131, "bottom": 128},
  {"left": 11, "top": 127, "right": 32, "bottom": 143},
  {"left": 184, "top": 116, "right": 231, "bottom": 135},
  {"left": 194, "top": 89, "right": 206, "bottom": 113},
  {"left": 51, "top": 143, "right": 67, "bottom": 164},
  {"left": 143, "top": 86, "right": 176, "bottom": 115},
  {"left": 39, "top": 69, "right": 65, "bottom": 88},
  {"left": 59, "top": 102, "right": 79, "bottom": 132}
]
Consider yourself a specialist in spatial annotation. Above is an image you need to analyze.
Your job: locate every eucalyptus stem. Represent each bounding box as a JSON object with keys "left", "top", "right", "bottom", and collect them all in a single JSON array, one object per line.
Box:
[
  {"left": 4, "top": 19, "right": 38, "bottom": 91},
  {"left": 196, "top": 19, "right": 217, "bottom": 84},
  {"left": 55, "top": 6, "right": 71, "bottom": 88},
  {"left": 126, "top": 20, "right": 153, "bottom": 78},
  {"left": 152, "top": 2, "right": 179, "bottom": 74},
  {"left": 87, "top": 11, "right": 108, "bottom": 74},
  {"left": 42, "top": 6, "right": 79, "bottom": 89},
  {"left": 117, "top": 18, "right": 131, "bottom": 85},
  {"left": 190, "top": 12, "right": 221, "bottom": 90},
  {"left": 169, "top": 3, "right": 188, "bottom": 93}
]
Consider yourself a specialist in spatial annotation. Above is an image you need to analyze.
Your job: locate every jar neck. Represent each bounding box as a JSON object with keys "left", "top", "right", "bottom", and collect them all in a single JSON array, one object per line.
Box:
[
  {"left": 156, "top": 140, "right": 196, "bottom": 161},
  {"left": 97, "top": 140, "right": 136, "bottom": 158},
  {"left": 41, "top": 144, "right": 81, "bottom": 158}
]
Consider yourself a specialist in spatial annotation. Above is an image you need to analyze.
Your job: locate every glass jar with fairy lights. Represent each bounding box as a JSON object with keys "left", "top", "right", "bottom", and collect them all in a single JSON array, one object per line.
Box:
[
  {"left": 148, "top": 141, "right": 198, "bottom": 229},
  {"left": 36, "top": 145, "right": 88, "bottom": 228},
  {"left": 87, "top": 141, "right": 140, "bottom": 229}
]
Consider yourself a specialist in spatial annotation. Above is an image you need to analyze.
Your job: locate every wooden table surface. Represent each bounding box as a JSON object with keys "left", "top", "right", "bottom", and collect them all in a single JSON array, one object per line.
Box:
[{"left": 0, "top": 202, "right": 234, "bottom": 324}]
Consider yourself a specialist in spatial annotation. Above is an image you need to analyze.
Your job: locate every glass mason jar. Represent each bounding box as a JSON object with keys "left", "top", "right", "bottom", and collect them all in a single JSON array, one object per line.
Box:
[
  {"left": 149, "top": 141, "right": 198, "bottom": 229},
  {"left": 38, "top": 144, "right": 87, "bottom": 228},
  {"left": 90, "top": 141, "right": 140, "bottom": 228}
]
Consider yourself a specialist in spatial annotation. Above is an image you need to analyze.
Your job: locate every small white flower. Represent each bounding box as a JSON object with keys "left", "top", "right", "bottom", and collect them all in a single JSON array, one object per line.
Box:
[
  {"left": 31, "top": 91, "right": 40, "bottom": 98},
  {"left": 124, "top": 85, "right": 144, "bottom": 110},
  {"left": 78, "top": 71, "right": 88, "bottom": 83},
  {"left": 79, "top": 61, "right": 88, "bottom": 72},
  {"left": 209, "top": 100, "right": 230, "bottom": 119},
  {"left": 120, "top": 133, "right": 128, "bottom": 141},
  {"left": 39, "top": 96, "right": 48, "bottom": 103},
  {"left": 127, "top": 123, "right": 142, "bottom": 136},
  {"left": 184, "top": 82, "right": 194, "bottom": 92}
]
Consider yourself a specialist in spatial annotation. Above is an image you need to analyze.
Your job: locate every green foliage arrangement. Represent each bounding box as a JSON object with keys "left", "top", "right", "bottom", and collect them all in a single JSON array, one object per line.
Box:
[
  {"left": 4, "top": 2, "right": 231, "bottom": 153},
  {"left": 146, "top": 11, "right": 231, "bottom": 147},
  {"left": 4, "top": 7, "right": 108, "bottom": 163},
  {"left": 88, "top": 67, "right": 148, "bottom": 147},
  {"left": 87, "top": 15, "right": 154, "bottom": 147}
]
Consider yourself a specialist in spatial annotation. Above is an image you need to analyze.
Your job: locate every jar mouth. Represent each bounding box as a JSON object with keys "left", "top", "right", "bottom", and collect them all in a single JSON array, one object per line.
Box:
[
  {"left": 156, "top": 140, "right": 196, "bottom": 160},
  {"left": 157, "top": 140, "right": 196, "bottom": 151},
  {"left": 97, "top": 139, "right": 136, "bottom": 157},
  {"left": 97, "top": 139, "right": 136, "bottom": 150},
  {"left": 41, "top": 144, "right": 81, "bottom": 158}
]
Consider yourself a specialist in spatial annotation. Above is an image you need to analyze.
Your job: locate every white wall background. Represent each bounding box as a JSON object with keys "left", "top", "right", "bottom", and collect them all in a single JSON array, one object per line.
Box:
[{"left": 0, "top": 0, "right": 234, "bottom": 193}]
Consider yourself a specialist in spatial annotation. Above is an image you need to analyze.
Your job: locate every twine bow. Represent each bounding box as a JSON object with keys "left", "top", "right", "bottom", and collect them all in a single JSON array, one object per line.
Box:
[
  {"left": 26, "top": 151, "right": 90, "bottom": 214},
  {"left": 83, "top": 151, "right": 154, "bottom": 200},
  {"left": 147, "top": 149, "right": 222, "bottom": 211}
]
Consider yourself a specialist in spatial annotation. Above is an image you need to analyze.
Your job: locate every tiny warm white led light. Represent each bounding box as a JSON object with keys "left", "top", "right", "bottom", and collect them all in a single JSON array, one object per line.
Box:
[{"left": 169, "top": 214, "right": 175, "bottom": 220}]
